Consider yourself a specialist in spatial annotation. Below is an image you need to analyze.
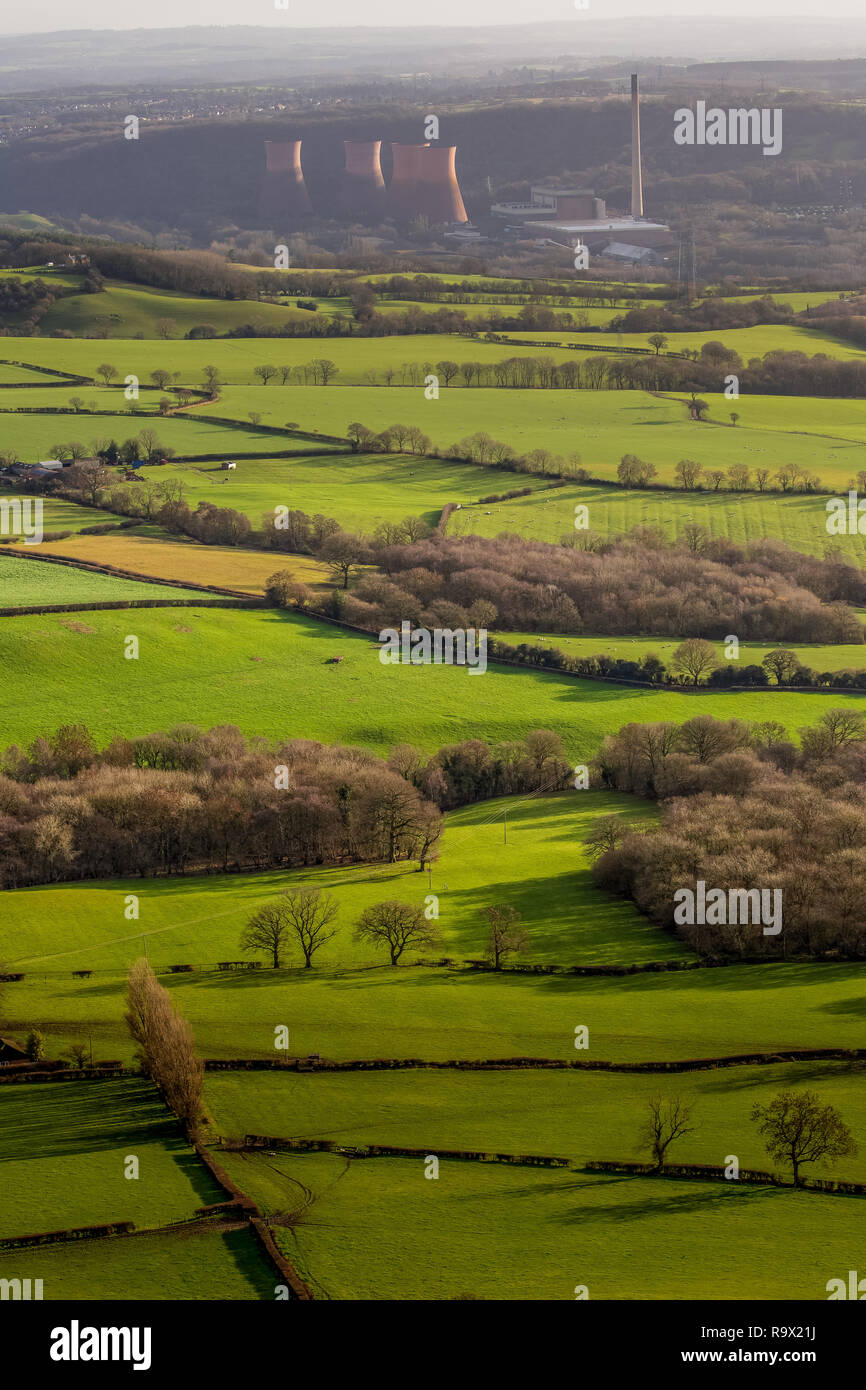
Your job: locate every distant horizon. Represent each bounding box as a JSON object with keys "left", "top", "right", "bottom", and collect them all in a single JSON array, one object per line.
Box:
[{"left": 6, "top": 2, "right": 866, "bottom": 39}]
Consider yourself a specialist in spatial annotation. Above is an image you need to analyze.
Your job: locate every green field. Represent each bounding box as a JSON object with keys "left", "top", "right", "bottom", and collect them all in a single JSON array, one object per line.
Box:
[
  {"left": 0, "top": 334, "right": 584, "bottom": 386},
  {"left": 1, "top": 495, "right": 121, "bottom": 534},
  {"left": 0, "top": 410, "right": 280, "bottom": 462},
  {"left": 5, "top": 271, "right": 866, "bottom": 1304},
  {"left": 37, "top": 280, "right": 311, "bottom": 339},
  {"left": 219, "top": 1149, "right": 864, "bottom": 1300},
  {"left": 1, "top": 793, "right": 673, "bottom": 973},
  {"left": 207, "top": 1062, "right": 866, "bottom": 1180},
  {"left": 457, "top": 482, "right": 866, "bottom": 564},
  {"left": 493, "top": 629, "right": 866, "bottom": 673},
  {"left": 2, "top": 605, "right": 864, "bottom": 753},
  {"left": 508, "top": 322, "right": 866, "bottom": 361},
  {"left": 201, "top": 385, "right": 866, "bottom": 487},
  {"left": 0, "top": 1225, "right": 274, "bottom": 1301},
  {"left": 0, "top": 1079, "right": 223, "bottom": 1237},
  {"left": 0, "top": 552, "right": 203, "bottom": 606},
  {"left": 4, "top": 960, "right": 864, "bottom": 1066},
  {"left": 156, "top": 450, "right": 550, "bottom": 530}
]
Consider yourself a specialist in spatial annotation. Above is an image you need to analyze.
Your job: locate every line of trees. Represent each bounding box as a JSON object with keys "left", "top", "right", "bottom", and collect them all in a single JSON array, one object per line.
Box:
[
  {"left": 238, "top": 892, "right": 530, "bottom": 971},
  {"left": 0, "top": 724, "right": 570, "bottom": 888},
  {"left": 493, "top": 636, "right": 866, "bottom": 693}
]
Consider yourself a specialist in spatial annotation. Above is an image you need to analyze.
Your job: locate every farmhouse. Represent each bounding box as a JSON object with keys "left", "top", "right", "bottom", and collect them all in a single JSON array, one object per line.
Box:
[{"left": 0, "top": 1036, "right": 27, "bottom": 1065}]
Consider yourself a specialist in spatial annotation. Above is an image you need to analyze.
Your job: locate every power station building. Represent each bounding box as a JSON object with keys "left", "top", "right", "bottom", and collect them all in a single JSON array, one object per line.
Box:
[{"left": 491, "top": 73, "right": 671, "bottom": 252}]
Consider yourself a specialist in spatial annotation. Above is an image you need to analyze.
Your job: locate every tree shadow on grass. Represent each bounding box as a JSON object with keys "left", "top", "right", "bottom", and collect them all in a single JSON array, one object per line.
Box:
[{"left": 0, "top": 1078, "right": 177, "bottom": 1162}]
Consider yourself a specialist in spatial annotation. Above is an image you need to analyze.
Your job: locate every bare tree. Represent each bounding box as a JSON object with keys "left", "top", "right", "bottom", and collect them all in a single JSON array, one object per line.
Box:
[
  {"left": 672, "top": 638, "right": 717, "bottom": 687},
  {"left": 751, "top": 1090, "right": 856, "bottom": 1187},
  {"left": 481, "top": 904, "right": 529, "bottom": 969},
  {"left": 354, "top": 900, "right": 439, "bottom": 965},
  {"left": 240, "top": 903, "right": 291, "bottom": 968},
  {"left": 318, "top": 531, "right": 366, "bottom": 588},
  {"left": 642, "top": 1095, "right": 696, "bottom": 1172},
  {"left": 276, "top": 888, "right": 340, "bottom": 968}
]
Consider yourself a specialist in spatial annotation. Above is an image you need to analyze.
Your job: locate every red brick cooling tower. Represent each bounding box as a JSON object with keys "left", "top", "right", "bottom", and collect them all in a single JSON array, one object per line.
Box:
[
  {"left": 340, "top": 140, "right": 387, "bottom": 216},
  {"left": 260, "top": 140, "right": 313, "bottom": 222}
]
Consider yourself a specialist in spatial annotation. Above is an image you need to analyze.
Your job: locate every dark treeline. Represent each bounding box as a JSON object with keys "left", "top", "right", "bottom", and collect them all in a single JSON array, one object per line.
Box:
[
  {"left": 588, "top": 711, "right": 866, "bottom": 958},
  {"left": 0, "top": 275, "right": 67, "bottom": 333},
  {"left": 611, "top": 295, "right": 796, "bottom": 334},
  {"left": 0, "top": 724, "right": 570, "bottom": 888},
  {"left": 492, "top": 638, "right": 866, "bottom": 693},
  {"left": 0, "top": 235, "right": 255, "bottom": 301},
  {"left": 350, "top": 531, "right": 866, "bottom": 643}
]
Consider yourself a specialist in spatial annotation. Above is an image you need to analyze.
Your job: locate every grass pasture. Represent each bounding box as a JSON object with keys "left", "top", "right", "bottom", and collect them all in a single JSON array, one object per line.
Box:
[
  {"left": 155, "top": 449, "right": 551, "bottom": 531},
  {"left": 493, "top": 629, "right": 866, "bottom": 673},
  {"left": 206, "top": 1062, "right": 866, "bottom": 1182},
  {"left": 220, "top": 1149, "right": 865, "bottom": 1301},
  {"left": 2, "top": 605, "right": 865, "bottom": 752},
  {"left": 0, "top": 1079, "right": 224, "bottom": 1238},
  {"left": 0, "top": 552, "right": 204, "bottom": 606},
  {"left": 203, "top": 385, "right": 866, "bottom": 488},
  {"left": 0, "top": 333, "right": 585, "bottom": 387},
  {"left": 0, "top": 1225, "right": 275, "bottom": 1301},
  {"left": 3, "top": 960, "right": 864, "bottom": 1067},
  {"left": 454, "top": 481, "right": 866, "bottom": 566},
  {"left": 509, "top": 322, "right": 866, "bottom": 361},
  {"left": 0, "top": 410, "right": 282, "bottom": 463},
  {"left": 0, "top": 793, "right": 671, "bottom": 974},
  {"left": 0, "top": 495, "right": 119, "bottom": 534},
  {"left": 37, "top": 280, "right": 312, "bottom": 339}
]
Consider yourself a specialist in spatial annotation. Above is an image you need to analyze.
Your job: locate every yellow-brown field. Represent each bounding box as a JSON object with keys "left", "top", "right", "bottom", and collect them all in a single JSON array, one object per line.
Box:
[{"left": 36, "top": 533, "right": 332, "bottom": 594}]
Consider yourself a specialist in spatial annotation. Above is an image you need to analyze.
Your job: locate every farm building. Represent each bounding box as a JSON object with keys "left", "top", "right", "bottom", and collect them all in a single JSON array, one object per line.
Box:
[
  {"left": 0, "top": 1036, "right": 27, "bottom": 1065},
  {"left": 221, "top": 461, "right": 237, "bottom": 471}
]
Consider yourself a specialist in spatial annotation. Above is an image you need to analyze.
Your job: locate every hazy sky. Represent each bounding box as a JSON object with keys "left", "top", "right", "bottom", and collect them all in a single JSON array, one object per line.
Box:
[{"left": 7, "top": 0, "right": 866, "bottom": 34}]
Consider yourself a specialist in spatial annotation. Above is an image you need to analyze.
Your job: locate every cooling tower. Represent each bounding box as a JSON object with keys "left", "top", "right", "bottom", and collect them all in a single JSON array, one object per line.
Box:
[
  {"left": 416, "top": 146, "right": 468, "bottom": 224},
  {"left": 387, "top": 143, "right": 429, "bottom": 220},
  {"left": 260, "top": 139, "right": 313, "bottom": 223},
  {"left": 340, "top": 140, "right": 386, "bottom": 217},
  {"left": 631, "top": 74, "right": 644, "bottom": 219}
]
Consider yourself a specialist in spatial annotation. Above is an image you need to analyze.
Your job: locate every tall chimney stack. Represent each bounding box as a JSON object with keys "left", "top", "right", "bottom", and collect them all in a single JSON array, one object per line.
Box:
[{"left": 631, "top": 73, "right": 644, "bottom": 219}]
